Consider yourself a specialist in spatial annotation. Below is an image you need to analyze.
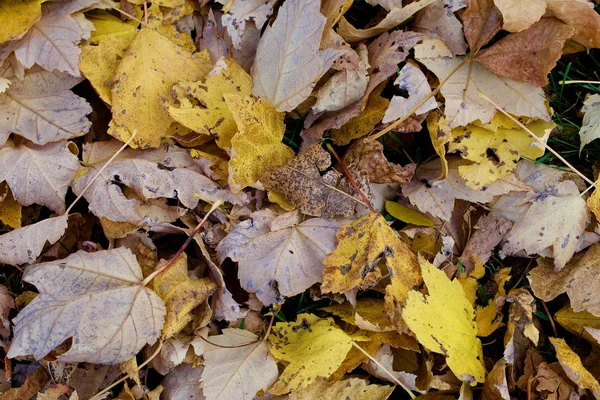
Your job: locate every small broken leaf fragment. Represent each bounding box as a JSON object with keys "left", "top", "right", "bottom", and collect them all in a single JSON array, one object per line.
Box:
[
  {"left": 550, "top": 337, "right": 600, "bottom": 397},
  {"left": 386, "top": 201, "right": 434, "bottom": 226},
  {"left": 403, "top": 256, "right": 486, "bottom": 384},
  {"left": 0, "top": 184, "right": 21, "bottom": 229},
  {"left": 152, "top": 253, "right": 217, "bottom": 339},
  {"left": 226, "top": 94, "right": 295, "bottom": 192},
  {"left": 268, "top": 314, "right": 354, "bottom": 394}
]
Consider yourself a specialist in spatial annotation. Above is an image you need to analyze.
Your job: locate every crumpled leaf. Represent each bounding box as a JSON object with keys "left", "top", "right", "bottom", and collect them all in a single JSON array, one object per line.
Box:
[
  {"left": 7, "top": 248, "right": 166, "bottom": 364},
  {"left": 555, "top": 305, "right": 600, "bottom": 346},
  {"left": 0, "top": 140, "right": 79, "bottom": 214},
  {"left": 251, "top": 0, "right": 342, "bottom": 111},
  {"left": 579, "top": 94, "right": 600, "bottom": 151},
  {"left": 152, "top": 253, "right": 217, "bottom": 339},
  {"left": 493, "top": 0, "right": 546, "bottom": 32},
  {"left": 216, "top": 0, "right": 275, "bottom": 50},
  {"left": 109, "top": 27, "right": 212, "bottom": 148},
  {"left": 403, "top": 256, "right": 486, "bottom": 385},
  {"left": 414, "top": 38, "right": 551, "bottom": 128},
  {"left": 475, "top": 18, "right": 574, "bottom": 87},
  {"left": 460, "top": 215, "right": 512, "bottom": 271},
  {"left": 337, "top": 0, "right": 437, "bottom": 42},
  {"left": 0, "top": 215, "right": 68, "bottom": 265},
  {"left": 290, "top": 377, "right": 394, "bottom": 400},
  {"left": 268, "top": 314, "right": 354, "bottom": 394},
  {"left": 226, "top": 94, "right": 295, "bottom": 192},
  {"left": 0, "top": 0, "right": 43, "bottom": 43},
  {"left": 550, "top": 337, "right": 600, "bottom": 397},
  {"left": 161, "top": 364, "right": 204, "bottom": 400},
  {"left": 412, "top": 0, "right": 468, "bottom": 55},
  {"left": 362, "top": 345, "right": 421, "bottom": 391},
  {"left": 382, "top": 61, "right": 438, "bottom": 124},
  {"left": 0, "top": 67, "right": 91, "bottom": 146},
  {"left": 202, "top": 328, "right": 278, "bottom": 400},
  {"left": 217, "top": 209, "right": 340, "bottom": 305},
  {"left": 167, "top": 58, "right": 253, "bottom": 151},
  {"left": 529, "top": 243, "right": 600, "bottom": 316},
  {"left": 546, "top": 0, "right": 600, "bottom": 48},
  {"left": 342, "top": 138, "right": 415, "bottom": 184},
  {"left": 481, "top": 359, "right": 510, "bottom": 400},
  {"left": 262, "top": 144, "right": 369, "bottom": 218},
  {"left": 503, "top": 289, "right": 540, "bottom": 366},
  {"left": 462, "top": 0, "right": 502, "bottom": 53}
]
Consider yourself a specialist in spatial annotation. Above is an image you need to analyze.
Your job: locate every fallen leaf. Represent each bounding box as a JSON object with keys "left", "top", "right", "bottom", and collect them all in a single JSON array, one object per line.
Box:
[
  {"left": 462, "top": 0, "right": 503, "bottom": 53},
  {"left": 503, "top": 289, "right": 539, "bottom": 366},
  {"left": 217, "top": 209, "right": 340, "bottom": 305},
  {"left": 268, "top": 314, "right": 354, "bottom": 394},
  {"left": 342, "top": 138, "right": 415, "bottom": 184},
  {"left": 412, "top": 0, "right": 468, "bottom": 55},
  {"left": 0, "top": 67, "right": 91, "bottom": 146},
  {"left": 534, "top": 361, "right": 580, "bottom": 400},
  {"left": 382, "top": 61, "right": 438, "bottom": 124},
  {"left": 481, "top": 359, "right": 510, "bottom": 400},
  {"left": 152, "top": 253, "right": 217, "bottom": 339},
  {"left": 546, "top": 0, "right": 600, "bottom": 48},
  {"left": 166, "top": 58, "right": 253, "bottom": 151},
  {"left": 475, "top": 18, "right": 575, "bottom": 87},
  {"left": 550, "top": 337, "right": 600, "bottom": 397},
  {"left": 555, "top": 304, "right": 600, "bottom": 345},
  {"left": 0, "top": 0, "right": 43, "bottom": 43},
  {"left": 152, "top": 335, "right": 191, "bottom": 375},
  {"left": 579, "top": 94, "right": 600, "bottom": 151},
  {"left": 386, "top": 201, "right": 435, "bottom": 226},
  {"left": 262, "top": 144, "right": 369, "bottom": 218},
  {"left": 529, "top": 243, "right": 600, "bottom": 316},
  {"left": 37, "top": 383, "right": 71, "bottom": 400},
  {"left": 0, "top": 215, "right": 68, "bottom": 265},
  {"left": 493, "top": 0, "right": 546, "bottom": 32},
  {"left": 0, "top": 284, "right": 14, "bottom": 339},
  {"left": 216, "top": 0, "right": 276, "bottom": 50},
  {"left": 109, "top": 27, "right": 212, "bottom": 148},
  {"left": 251, "top": 0, "right": 342, "bottom": 111},
  {"left": 337, "top": 0, "right": 437, "bottom": 42},
  {"left": 161, "top": 364, "right": 204, "bottom": 400},
  {"left": 331, "top": 92, "right": 390, "bottom": 145},
  {"left": 289, "top": 377, "right": 394, "bottom": 400},
  {"left": 0, "top": 183, "right": 22, "bottom": 229},
  {"left": 403, "top": 256, "right": 486, "bottom": 384},
  {"left": 226, "top": 94, "right": 295, "bottom": 192},
  {"left": 202, "top": 328, "right": 278, "bottom": 399},
  {"left": 362, "top": 345, "right": 421, "bottom": 391},
  {"left": 460, "top": 215, "right": 512, "bottom": 272},
  {"left": 0, "top": 366, "right": 48, "bottom": 400},
  {"left": 426, "top": 112, "right": 452, "bottom": 179},
  {"left": 414, "top": 38, "right": 551, "bottom": 128},
  {"left": 0, "top": 140, "right": 79, "bottom": 214}
]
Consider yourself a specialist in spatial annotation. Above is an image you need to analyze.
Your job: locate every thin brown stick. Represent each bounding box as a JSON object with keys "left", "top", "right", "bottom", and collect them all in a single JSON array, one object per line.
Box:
[
  {"left": 325, "top": 143, "right": 376, "bottom": 213},
  {"left": 142, "top": 200, "right": 223, "bottom": 286},
  {"left": 559, "top": 80, "right": 600, "bottom": 85},
  {"left": 369, "top": 58, "right": 472, "bottom": 141},
  {"left": 478, "top": 93, "right": 595, "bottom": 187},
  {"left": 198, "top": 334, "right": 259, "bottom": 349},
  {"left": 65, "top": 131, "right": 137, "bottom": 215},
  {"left": 540, "top": 299, "right": 558, "bottom": 337}
]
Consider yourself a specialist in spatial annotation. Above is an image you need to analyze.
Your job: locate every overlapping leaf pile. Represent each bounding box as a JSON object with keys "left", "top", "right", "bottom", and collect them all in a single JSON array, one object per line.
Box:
[{"left": 1, "top": 0, "right": 600, "bottom": 399}]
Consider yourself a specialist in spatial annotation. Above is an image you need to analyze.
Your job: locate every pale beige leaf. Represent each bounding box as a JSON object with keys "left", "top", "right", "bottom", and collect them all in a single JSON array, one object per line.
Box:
[
  {"left": 337, "top": 0, "right": 437, "bottom": 42},
  {"left": 0, "top": 140, "right": 79, "bottom": 213},
  {"left": 382, "top": 61, "right": 437, "bottom": 123},
  {"left": 0, "top": 67, "right": 91, "bottom": 146},
  {"left": 7, "top": 248, "right": 165, "bottom": 364},
  {"left": 153, "top": 335, "right": 192, "bottom": 375},
  {"left": 414, "top": 38, "right": 550, "bottom": 128},
  {"left": 493, "top": 0, "right": 546, "bottom": 32},
  {"left": 579, "top": 94, "right": 600, "bottom": 151},
  {"left": 0, "top": 285, "right": 14, "bottom": 339},
  {"left": 216, "top": 209, "right": 340, "bottom": 305},
  {"left": 161, "top": 364, "right": 204, "bottom": 400},
  {"left": 202, "top": 328, "right": 278, "bottom": 400},
  {"left": 412, "top": 0, "right": 468, "bottom": 55},
  {"left": 251, "top": 0, "right": 342, "bottom": 111},
  {"left": 216, "top": 0, "right": 276, "bottom": 49},
  {"left": 290, "top": 377, "right": 394, "bottom": 400},
  {"left": 0, "top": 215, "right": 68, "bottom": 265},
  {"left": 362, "top": 345, "right": 421, "bottom": 392}
]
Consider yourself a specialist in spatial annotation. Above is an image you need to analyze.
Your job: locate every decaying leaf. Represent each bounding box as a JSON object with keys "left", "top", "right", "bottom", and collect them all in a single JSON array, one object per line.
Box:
[
  {"left": 412, "top": 0, "right": 468, "bottom": 55},
  {"left": 202, "top": 328, "right": 278, "bottom": 399},
  {"left": 161, "top": 364, "right": 204, "bottom": 400},
  {"left": 503, "top": 289, "right": 539, "bottom": 366},
  {"left": 579, "top": 94, "right": 600, "bottom": 151},
  {"left": 462, "top": 0, "right": 503, "bottom": 53},
  {"left": 268, "top": 314, "right": 354, "bottom": 394},
  {"left": 8, "top": 248, "right": 166, "bottom": 364},
  {"left": 460, "top": 215, "right": 512, "bottom": 272},
  {"left": 217, "top": 209, "right": 340, "bottom": 305},
  {"left": 555, "top": 305, "right": 600, "bottom": 346},
  {"left": 251, "top": 0, "right": 342, "bottom": 111},
  {"left": 403, "top": 256, "right": 486, "bottom": 384},
  {"left": 290, "top": 377, "right": 394, "bottom": 400},
  {"left": 0, "top": 0, "right": 43, "bottom": 43},
  {"left": 216, "top": 0, "right": 275, "bottom": 50},
  {"left": 550, "top": 337, "right": 600, "bottom": 397}
]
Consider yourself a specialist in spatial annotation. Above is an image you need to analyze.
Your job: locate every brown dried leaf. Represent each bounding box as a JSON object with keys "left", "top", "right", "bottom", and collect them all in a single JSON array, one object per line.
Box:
[
  {"left": 7, "top": 248, "right": 166, "bottom": 364},
  {"left": 0, "top": 367, "right": 48, "bottom": 400},
  {"left": 161, "top": 364, "right": 204, "bottom": 400},
  {"left": 460, "top": 215, "right": 512, "bottom": 272},
  {"left": 463, "top": 0, "right": 503, "bottom": 53},
  {"left": 262, "top": 145, "right": 370, "bottom": 218},
  {"left": 547, "top": 0, "right": 600, "bottom": 48},
  {"left": 475, "top": 18, "right": 575, "bottom": 87},
  {"left": 481, "top": 359, "right": 510, "bottom": 400},
  {"left": 503, "top": 289, "right": 539, "bottom": 366},
  {"left": 412, "top": 0, "right": 468, "bottom": 55}
]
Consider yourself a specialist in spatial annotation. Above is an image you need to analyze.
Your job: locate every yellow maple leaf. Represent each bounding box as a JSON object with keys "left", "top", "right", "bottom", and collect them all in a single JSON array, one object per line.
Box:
[
  {"left": 109, "top": 27, "right": 213, "bottom": 148},
  {"left": 0, "top": 0, "right": 42, "bottom": 43},
  {"left": 225, "top": 94, "right": 295, "bottom": 192},
  {"left": 268, "top": 314, "right": 354, "bottom": 395},
  {"left": 152, "top": 253, "right": 217, "bottom": 339},
  {"left": 167, "top": 58, "right": 252, "bottom": 151},
  {"left": 403, "top": 256, "right": 486, "bottom": 385},
  {"left": 550, "top": 337, "right": 600, "bottom": 397},
  {"left": 449, "top": 114, "right": 554, "bottom": 189}
]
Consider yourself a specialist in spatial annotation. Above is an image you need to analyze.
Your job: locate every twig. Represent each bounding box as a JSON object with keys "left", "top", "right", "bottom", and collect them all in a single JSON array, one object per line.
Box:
[
  {"left": 65, "top": 132, "right": 137, "bottom": 215},
  {"left": 262, "top": 306, "right": 279, "bottom": 343},
  {"left": 539, "top": 299, "right": 558, "bottom": 337},
  {"left": 558, "top": 80, "right": 600, "bottom": 85},
  {"left": 369, "top": 58, "right": 472, "bottom": 141},
  {"left": 198, "top": 334, "right": 259, "bottom": 349},
  {"left": 108, "top": 3, "right": 148, "bottom": 27},
  {"left": 478, "top": 93, "right": 595, "bottom": 187},
  {"left": 142, "top": 200, "right": 223, "bottom": 286},
  {"left": 325, "top": 143, "right": 376, "bottom": 213},
  {"left": 351, "top": 341, "right": 416, "bottom": 399}
]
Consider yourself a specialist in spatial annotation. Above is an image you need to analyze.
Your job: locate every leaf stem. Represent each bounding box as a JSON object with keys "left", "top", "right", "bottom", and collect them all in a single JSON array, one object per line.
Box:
[
  {"left": 142, "top": 200, "right": 223, "bottom": 286},
  {"left": 369, "top": 58, "right": 472, "bottom": 141},
  {"left": 558, "top": 80, "right": 600, "bottom": 85}
]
